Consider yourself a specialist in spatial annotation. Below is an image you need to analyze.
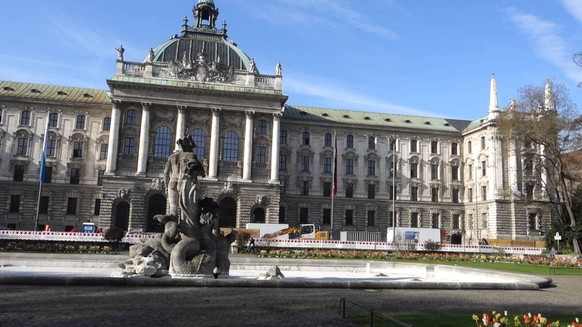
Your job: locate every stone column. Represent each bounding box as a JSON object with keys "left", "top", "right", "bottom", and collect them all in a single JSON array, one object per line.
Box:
[
  {"left": 105, "top": 101, "right": 121, "bottom": 175},
  {"left": 208, "top": 108, "right": 221, "bottom": 180},
  {"left": 175, "top": 105, "right": 186, "bottom": 151},
  {"left": 270, "top": 113, "right": 281, "bottom": 183},
  {"left": 136, "top": 102, "right": 151, "bottom": 176},
  {"left": 243, "top": 111, "right": 254, "bottom": 182}
]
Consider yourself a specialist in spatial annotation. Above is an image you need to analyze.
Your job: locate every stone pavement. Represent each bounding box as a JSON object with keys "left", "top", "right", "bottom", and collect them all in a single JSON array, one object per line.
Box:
[{"left": 0, "top": 253, "right": 580, "bottom": 326}]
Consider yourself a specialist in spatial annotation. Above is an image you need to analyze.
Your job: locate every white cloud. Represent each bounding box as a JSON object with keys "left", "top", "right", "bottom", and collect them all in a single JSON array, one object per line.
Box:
[
  {"left": 560, "top": 0, "right": 582, "bottom": 24},
  {"left": 244, "top": 0, "right": 397, "bottom": 40},
  {"left": 284, "top": 72, "right": 434, "bottom": 117},
  {"left": 505, "top": 7, "right": 582, "bottom": 84}
]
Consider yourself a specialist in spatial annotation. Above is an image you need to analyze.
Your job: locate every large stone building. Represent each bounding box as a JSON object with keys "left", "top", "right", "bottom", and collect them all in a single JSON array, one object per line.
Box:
[{"left": 0, "top": 0, "right": 551, "bottom": 244}]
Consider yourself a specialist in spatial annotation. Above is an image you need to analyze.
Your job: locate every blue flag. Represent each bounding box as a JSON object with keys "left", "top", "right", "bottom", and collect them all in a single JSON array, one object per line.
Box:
[{"left": 39, "top": 117, "right": 50, "bottom": 182}]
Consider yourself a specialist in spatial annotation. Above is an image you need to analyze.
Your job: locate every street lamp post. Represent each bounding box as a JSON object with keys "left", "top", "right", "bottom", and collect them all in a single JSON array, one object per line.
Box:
[{"left": 475, "top": 162, "right": 480, "bottom": 247}]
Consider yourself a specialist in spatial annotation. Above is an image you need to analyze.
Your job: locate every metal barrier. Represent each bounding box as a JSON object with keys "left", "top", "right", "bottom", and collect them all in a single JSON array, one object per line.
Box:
[{"left": 339, "top": 297, "right": 414, "bottom": 327}]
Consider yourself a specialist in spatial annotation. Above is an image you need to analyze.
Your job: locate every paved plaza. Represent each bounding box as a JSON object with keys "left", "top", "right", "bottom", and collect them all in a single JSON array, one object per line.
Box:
[{"left": 0, "top": 253, "right": 580, "bottom": 326}]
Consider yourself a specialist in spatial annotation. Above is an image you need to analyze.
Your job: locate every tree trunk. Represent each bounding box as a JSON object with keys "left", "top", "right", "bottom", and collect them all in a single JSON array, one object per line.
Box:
[{"left": 559, "top": 175, "right": 581, "bottom": 254}]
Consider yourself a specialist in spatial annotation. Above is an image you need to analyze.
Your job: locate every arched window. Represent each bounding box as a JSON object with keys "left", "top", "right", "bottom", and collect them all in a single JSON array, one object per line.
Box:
[
  {"left": 223, "top": 131, "right": 239, "bottom": 162},
  {"left": 75, "top": 115, "right": 86, "bottom": 129},
  {"left": 126, "top": 109, "right": 137, "bottom": 125},
  {"left": 102, "top": 117, "right": 111, "bottom": 131},
  {"left": 191, "top": 129, "right": 206, "bottom": 160},
  {"left": 153, "top": 126, "right": 172, "bottom": 157}
]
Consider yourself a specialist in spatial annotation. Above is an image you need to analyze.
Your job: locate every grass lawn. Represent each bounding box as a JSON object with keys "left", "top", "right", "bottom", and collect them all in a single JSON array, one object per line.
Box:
[{"left": 348, "top": 260, "right": 581, "bottom": 326}]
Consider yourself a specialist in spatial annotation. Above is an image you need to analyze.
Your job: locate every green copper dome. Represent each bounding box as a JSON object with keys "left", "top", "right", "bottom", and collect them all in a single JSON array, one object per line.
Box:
[{"left": 147, "top": 1, "right": 254, "bottom": 72}]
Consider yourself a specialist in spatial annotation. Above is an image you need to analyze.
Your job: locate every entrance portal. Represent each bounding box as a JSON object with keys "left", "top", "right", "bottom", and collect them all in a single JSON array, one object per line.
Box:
[
  {"left": 147, "top": 194, "right": 167, "bottom": 233},
  {"left": 252, "top": 207, "right": 265, "bottom": 223},
  {"left": 114, "top": 202, "right": 130, "bottom": 231}
]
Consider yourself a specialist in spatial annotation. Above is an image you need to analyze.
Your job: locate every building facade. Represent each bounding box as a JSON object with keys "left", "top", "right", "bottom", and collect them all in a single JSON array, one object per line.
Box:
[{"left": 0, "top": 0, "right": 552, "bottom": 244}]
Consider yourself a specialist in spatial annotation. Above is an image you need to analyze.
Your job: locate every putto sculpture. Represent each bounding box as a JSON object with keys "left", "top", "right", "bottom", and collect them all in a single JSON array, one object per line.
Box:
[{"left": 120, "top": 134, "right": 236, "bottom": 278}]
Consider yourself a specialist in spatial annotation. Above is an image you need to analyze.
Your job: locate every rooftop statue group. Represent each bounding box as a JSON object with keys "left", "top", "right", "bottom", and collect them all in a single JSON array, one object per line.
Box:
[{"left": 120, "top": 135, "right": 236, "bottom": 278}]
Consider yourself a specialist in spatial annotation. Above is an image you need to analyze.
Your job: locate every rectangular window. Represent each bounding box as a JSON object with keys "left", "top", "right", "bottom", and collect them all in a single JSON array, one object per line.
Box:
[
  {"left": 323, "top": 181, "right": 332, "bottom": 197},
  {"left": 9, "top": 195, "right": 21, "bottom": 213},
  {"left": 346, "top": 159, "right": 354, "bottom": 175},
  {"left": 388, "top": 211, "right": 394, "bottom": 228},
  {"left": 468, "top": 188, "right": 473, "bottom": 202},
  {"left": 481, "top": 136, "right": 486, "bottom": 150},
  {"left": 346, "top": 135, "right": 354, "bottom": 148},
  {"left": 280, "top": 179, "right": 286, "bottom": 195},
  {"left": 99, "top": 143, "right": 108, "bottom": 160},
  {"left": 389, "top": 159, "right": 397, "bottom": 177},
  {"left": 410, "top": 139, "right": 417, "bottom": 153},
  {"left": 279, "top": 155, "right": 287, "bottom": 171},
  {"left": 302, "top": 181, "right": 309, "bottom": 196},
  {"left": 411, "top": 186, "right": 418, "bottom": 201},
  {"left": 14, "top": 165, "right": 25, "bottom": 182},
  {"left": 70, "top": 168, "right": 81, "bottom": 184},
  {"left": 452, "top": 214, "right": 461, "bottom": 229},
  {"left": 481, "top": 186, "right": 487, "bottom": 201},
  {"left": 256, "top": 119, "right": 267, "bottom": 135},
  {"left": 279, "top": 206, "right": 285, "bottom": 223},
  {"left": 46, "top": 139, "right": 56, "bottom": 157},
  {"left": 451, "top": 142, "right": 458, "bottom": 155},
  {"left": 345, "top": 209, "right": 354, "bottom": 226},
  {"left": 411, "top": 212, "right": 419, "bottom": 228},
  {"left": 48, "top": 112, "right": 59, "bottom": 128},
  {"left": 367, "top": 184, "right": 375, "bottom": 199},
  {"left": 368, "top": 136, "right": 376, "bottom": 150},
  {"left": 302, "top": 131, "right": 310, "bottom": 145},
  {"left": 123, "top": 137, "right": 135, "bottom": 155},
  {"left": 389, "top": 138, "right": 397, "bottom": 151},
  {"left": 73, "top": 141, "right": 83, "bottom": 158},
  {"left": 431, "top": 163, "right": 438, "bottom": 179},
  {"left": 368, "top": 160, "right": 376, "bottom": 176},
  {"left": 468, "top": 141, "right": 472, "bottom": 154},
  {"left": 451, "top": 166, "right": 459, "bottom": 181},
  {"left": 452, "top": 188, "right": 459, "bottom": 203},
  {"left": 43, "top": 166, "right": 53, "bottom": 184},
  {"left": 94, "top": 199, "right": 101, "bottom": 216},
  {"left": 323, "top": 157, "right": 332, "bottom": 173},
  {"left": 324, "top": 133, "right": 332, "bottom": 147},
  {"left": 20, "top": 111, "right": 30, "bottom": 125},
  {"left": 17, "top": 138, "right": 28, "bottom": 155},
  {"left": 102, "top": 117, "right": 111, "bottom": 131},
  {"left": 431, "top": 213, "right": 439, "bottom": 228},
  {"left": 279, "top": 130, "right": 287, "bottom": 144},
  {"left": 481, "top": 161, "right": 486, "bottom": 176},
  {"left": 346, "top": 183, "right": 354, "bottom": 198},
  {"left": 76, "top": 115, "right": 86, "bottom": 130},
  {"left": 300, "top": 156, "right": 310, "bottom": 172},
  {"left": 322, "top": 208, "right": 331, "bottom": 225},
  {"left": 431, "top": 141, "right": 438, "bottom": 154},
  {"left": 299, "top": 207, "right": 309, "bottom": 224},
  {"left": 66, "top": 198, "right": 77, "bottom": 215},
  {"left": 367, "top": 210, "right": 375, "bottom": 227},
  {"left": 388, "top": 183, "right": 395, "bottom": 200},
  {"left": 256, "top": 146, "right": 267, "bottom": 164},
  {"left": 39, "top": 196, "right": 50, "bottom": 214},
  {"left": 410, "top": 162, "right": 418, "bottom": 178},
  {"left": 431, "top": 187, "right": 439, "bottom": 202}
]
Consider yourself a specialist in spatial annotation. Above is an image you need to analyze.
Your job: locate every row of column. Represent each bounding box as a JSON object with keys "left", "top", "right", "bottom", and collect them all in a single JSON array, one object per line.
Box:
[{"left": 105, "top": 102, "right": 282, "bottom": 184}]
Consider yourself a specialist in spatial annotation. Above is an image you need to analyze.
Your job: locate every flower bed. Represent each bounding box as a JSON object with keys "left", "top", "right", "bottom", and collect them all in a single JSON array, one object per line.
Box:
[{"left": 472, "top": 311, "right": 580, "bottom": 327}]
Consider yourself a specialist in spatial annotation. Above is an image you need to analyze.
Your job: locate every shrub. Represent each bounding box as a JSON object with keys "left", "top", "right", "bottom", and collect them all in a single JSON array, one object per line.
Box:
[{"left": 424, "top": 240, "right": 442, "bottom": 252}]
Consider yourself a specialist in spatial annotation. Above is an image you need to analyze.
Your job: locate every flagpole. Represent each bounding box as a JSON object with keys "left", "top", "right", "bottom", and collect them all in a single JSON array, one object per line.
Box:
[
  {"left": 331, "top": 130, "right": 337, "bottom": 235},
  {"left": 35, "top": 116, "right": 50, "bottom": 231}
]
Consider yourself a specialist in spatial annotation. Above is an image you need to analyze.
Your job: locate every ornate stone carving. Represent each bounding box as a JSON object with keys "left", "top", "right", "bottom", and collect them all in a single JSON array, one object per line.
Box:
[
  {"left": 121, "top": 134, "right": 235, "bottom": 278},
  {"left": 168, "top": 50, "right": 234, "bottom": 83}
]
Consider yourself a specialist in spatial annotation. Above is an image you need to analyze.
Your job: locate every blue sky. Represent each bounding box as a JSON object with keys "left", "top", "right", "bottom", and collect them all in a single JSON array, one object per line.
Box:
[{"left": 1, "top": 0, "right": 582, "bottom": 120}]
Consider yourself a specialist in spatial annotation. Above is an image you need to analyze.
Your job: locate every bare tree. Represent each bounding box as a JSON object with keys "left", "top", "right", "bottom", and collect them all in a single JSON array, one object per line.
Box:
[{"left": 499, "top": 80, "right": 582, "bottom": 254}]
